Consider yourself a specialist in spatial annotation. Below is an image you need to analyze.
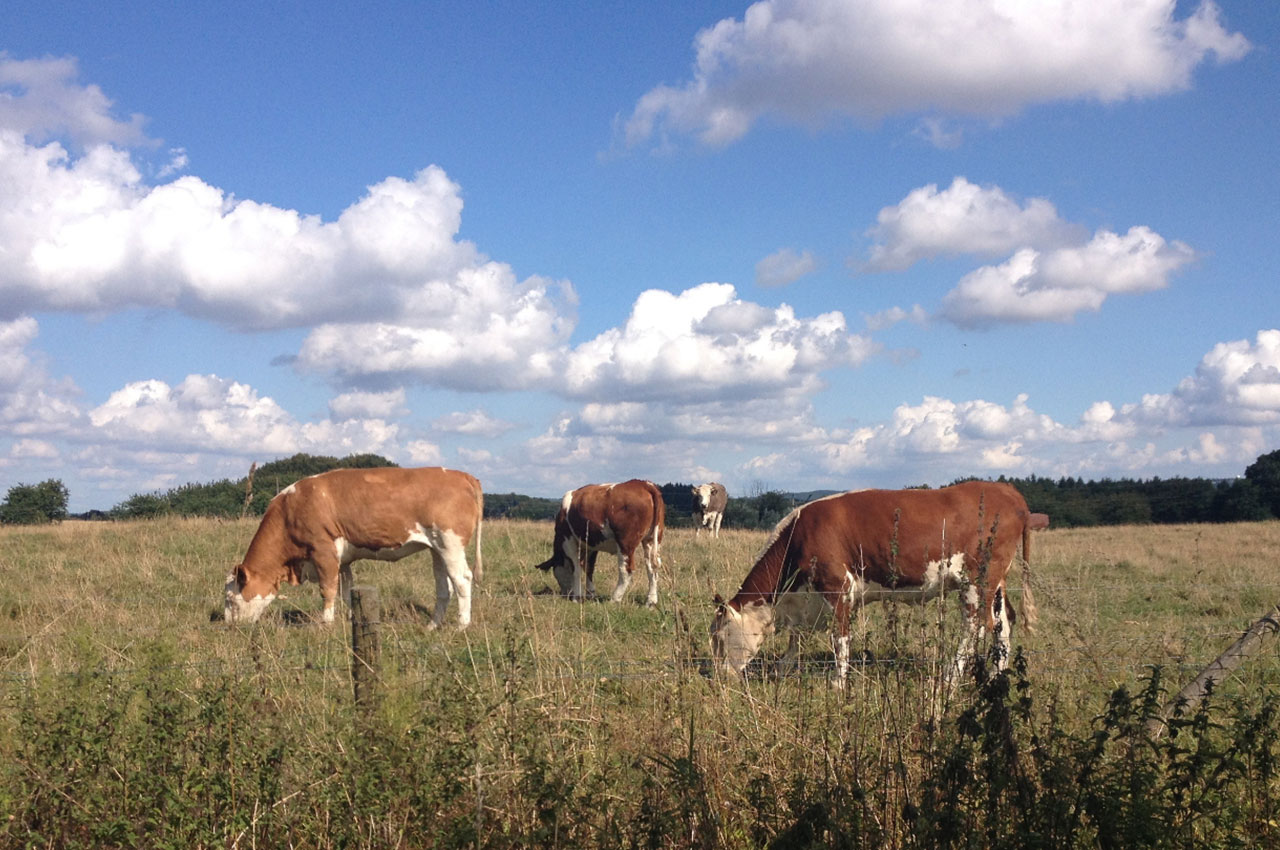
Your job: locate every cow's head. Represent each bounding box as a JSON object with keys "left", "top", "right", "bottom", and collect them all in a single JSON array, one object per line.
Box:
[
  {"left": 534, "top": 512, "right": 578, "bottom": 595},
  {"left": 223, "top": 564, "right": 279, "bottom": 623},
  {"left": 709, "top": 593, "right": 770, "bottom": 675},
  {"left": 533, "top": 551, "right": 575, "bottom": 595},
  {"left": 691, "top": 484, "right": 711, "bottom": 513}
]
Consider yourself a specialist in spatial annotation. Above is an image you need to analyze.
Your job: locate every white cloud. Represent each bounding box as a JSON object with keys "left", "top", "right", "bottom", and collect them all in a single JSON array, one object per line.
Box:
[
  {"left": 0, "top": 54, "right": 150, "bottom": 147},
  {"left": 563, "top": 282, "right": 879, "bottom": 402},
  {"left": 87, "top": 374, "right": 399, "bottom": 457},
  {"left": 624, "top": 0, "right": 1250, "bottom": 148},
  {"left": 0, "top": 317, "right": 81, "bottom": 437},
  {"left": 329, "top": 388, "right": 407, "bottom": 421},
  {"left": 865, "top": 177, "right": 1080, "bottom": 271},
  {"left": 431, "top": 409, "right": 517, "bottom": 438},
  {"left": 938, "top": 228, "right": 1195, "bottom": 327},
  {"left": 11, "top": 438, "right": 58, "bottom": 459},
  {"left": 1117, "top": 330, "right": 1280, "bottom": 427},
  {"left": 755, "top": 247, "right": 816, "bottom": 287},
  {"left": 863, "top": 305, "right": 927, "bottom": 332},
  {"left": 405, "top": 440, "right": 444, "bottom": 465},
  {"left": 0, "top": 67, "right": 580, "bottom": 390},
  {"left": 295, "top": 268, "right": 575, "bottom": 390}
]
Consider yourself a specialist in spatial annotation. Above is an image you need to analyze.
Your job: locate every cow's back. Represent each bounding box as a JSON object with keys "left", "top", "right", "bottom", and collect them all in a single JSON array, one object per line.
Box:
[
  {"left": 281, "top": 467, "right": 481, "bottom": 550},
  {"left": 790, "top": 482, "right": 1028, "bottom": 583}
]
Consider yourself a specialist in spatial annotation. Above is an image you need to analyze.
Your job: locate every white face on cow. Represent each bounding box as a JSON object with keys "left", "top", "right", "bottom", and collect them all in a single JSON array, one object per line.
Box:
[
  {"left": 223, "top": 569, "right": 277, "bottom": 623},
  {"left": 710, "top": 601, "right": 771, "bottom": 674},
  {"left": 692, "top": 484, "right": 712, "bottom": 510}
]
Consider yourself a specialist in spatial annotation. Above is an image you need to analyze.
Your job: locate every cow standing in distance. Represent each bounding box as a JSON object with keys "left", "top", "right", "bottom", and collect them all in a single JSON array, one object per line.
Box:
[
  {"left": 534, "top": 479, "right": 665, "bottom": 607},
  {"left": 710, "top": 481, "right": 1038, "bottom": 684},
  {"left": 224, "top": 466, "right": 483, "bottom": 628},
  {"left": 691, "top": 482, "right": 728, "bottom": 539}
]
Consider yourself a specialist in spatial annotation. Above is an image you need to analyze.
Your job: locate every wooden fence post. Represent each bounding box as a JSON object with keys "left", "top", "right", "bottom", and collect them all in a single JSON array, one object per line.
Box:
[
  {"left": 1147, "top": 602, "right": 1280, "bottom": 737},
  {"left": 350, "top": 586, "right": 382, "bottom": 710}
]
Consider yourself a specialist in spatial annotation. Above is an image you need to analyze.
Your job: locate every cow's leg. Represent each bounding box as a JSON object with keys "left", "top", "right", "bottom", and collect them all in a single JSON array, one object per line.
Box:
[
  {"left": 311, "top": 553, "right": 344, "bottom": 625},
  {"left": 712, "top": 514, "right": 722, "bottom": 538},
  {"left": 425, "top": 550, "right": 451, "bottom": 631},
  {"left": 642, "top": 536, "right": 660, "bottom": 607},
  {"left": 830, "top": 594, "right": 853, "bottom": 686},
  {"left": 949, "top": 586, "right": 983, "bottom": 684},
  {"left": 991, "top": 584, "right": 1011, "bottom": 670},
  {"left": 610, "top": 549, "right": 633, "bottom": 602},
  {"left": 562, "top": 537, "right": 586, "bottom": 601},
  {"left": 338, "top": 564, "right": 354, "bottom": 608},
  {"left": 585, "top": 550, "right": 599, "bottom": 600},
  {"left": 436, "top": 538, "right": 473, "bottom": 629}
]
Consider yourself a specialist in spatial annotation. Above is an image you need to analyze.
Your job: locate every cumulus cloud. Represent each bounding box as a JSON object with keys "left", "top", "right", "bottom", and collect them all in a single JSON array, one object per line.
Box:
[
  {"left": 755, "top": 247, "right": 817, "bottom": 287},
  {"left": 862, "top": 178, "right": 1196, "bottom": 327},
  {"left": 0, "top": 59, "right": 579, "bottom": 391},
  {"left": 0, "top": 317, "right": 81, "bottom": 437},
  {"left": 329, "top": 388, "right": 407, "bottom": 421},
  {"left": 0, "top": 54, "right": 150, "bottom": 147},
  {"left": 431, "top": 409, "right": 518, "bottom": 438},
  {"left": 939, "top": 227, "right": 1196, "bottom": 327},
  {"left": 87, "top": 374, "right": 399, "bottom": 456},
  {"left": 865, "top": 177, "right": 1080, "bottom": 271},
  {"left": 1115, "top": 329, "right": 1280, "bottom": 427},
  {"left": 563, "top": 282, "right": 879, "bottom": 402},
  {"left": 624, "top": 0, "right": 1250, "bottom": 148}
]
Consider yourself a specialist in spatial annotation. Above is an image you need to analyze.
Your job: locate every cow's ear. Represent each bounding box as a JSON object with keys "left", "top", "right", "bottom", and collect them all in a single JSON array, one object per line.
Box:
[{"left": 713, "top": 593, "right": 725, "bottom": 607}]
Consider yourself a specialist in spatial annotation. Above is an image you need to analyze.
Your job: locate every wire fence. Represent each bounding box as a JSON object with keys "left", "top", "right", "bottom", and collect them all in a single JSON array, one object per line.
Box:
[{"left": 2, "top": 578, "right": 1277, "bottom": 692}]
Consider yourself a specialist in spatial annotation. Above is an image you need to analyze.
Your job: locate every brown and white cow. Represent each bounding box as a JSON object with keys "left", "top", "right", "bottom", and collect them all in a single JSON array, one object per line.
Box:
[
  {"left": 691, "top": 482, "right": 728, "bottom": 539},
  {"left": 534, "top": 479, "right": 665, "bottom": 606},
  {"left": 224, "top": 466, "right": 483, "bottom": 628},
  {"left": 710, "top": 481, "right": 1037, "bottom": 684}
]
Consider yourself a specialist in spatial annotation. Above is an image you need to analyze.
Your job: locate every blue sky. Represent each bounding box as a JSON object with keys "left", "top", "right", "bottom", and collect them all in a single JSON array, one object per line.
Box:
[{"left": 1, "top": 0, "right": 1277, "bottom": 512}]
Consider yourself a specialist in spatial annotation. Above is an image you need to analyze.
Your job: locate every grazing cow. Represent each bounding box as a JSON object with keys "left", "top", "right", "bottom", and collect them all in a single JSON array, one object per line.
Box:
[
  {"left": 224, "top": 466, "right": 483, "bottom": 628},
  {"left": 710, "top": 481, "right": 1037, "bottom": 684},
  {"left": 534, "top": 479, "right": 665, "bottom": 606},
  {"left": 691, "top": 482, "right": 728, "bottom": 539}
]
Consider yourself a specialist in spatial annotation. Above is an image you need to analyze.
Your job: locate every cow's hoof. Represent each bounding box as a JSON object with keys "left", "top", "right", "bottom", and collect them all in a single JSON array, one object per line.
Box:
[{"left": 425, "top": 620, "right": 440, "bottom": 632}]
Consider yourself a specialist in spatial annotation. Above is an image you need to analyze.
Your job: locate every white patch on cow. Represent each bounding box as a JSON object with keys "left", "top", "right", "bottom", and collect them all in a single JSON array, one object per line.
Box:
[
  {"left": 333, "top": 525, "right": 432, "bottom": 565},
  {"left": 848, "top": 552, "right": 968, "bottom": 605},
  {"left": 278, "top": 482, "right": 297, "bottom": 498},
  {"left": 561, "top": 489, "right": 575, "bottom": 514}
]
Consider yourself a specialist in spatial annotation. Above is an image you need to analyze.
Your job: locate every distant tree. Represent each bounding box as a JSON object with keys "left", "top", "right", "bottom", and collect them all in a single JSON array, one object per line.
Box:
[
  {"left": 1, "top": 479, "right": 70, "bottom": 525},
  {"left": 1244, "top": 450, "right": 1280, "bottom": 519},
  {"left": 756, "top": 490, "right": 793, "bottom": 530},
  {"left": 1211, "top": 479, "right": 1271, "bottom": 522},
  {"left": 111, "top": 452, "right": 399, "bottom": 519},
  {"left": 660, "top": 482, "right": 695, "bottom": 527}
]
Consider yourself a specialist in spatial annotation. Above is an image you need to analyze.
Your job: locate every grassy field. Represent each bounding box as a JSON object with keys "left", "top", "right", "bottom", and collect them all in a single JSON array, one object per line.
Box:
[{"left": 1, "top": 516, "right": 1278, "bottom": 847}]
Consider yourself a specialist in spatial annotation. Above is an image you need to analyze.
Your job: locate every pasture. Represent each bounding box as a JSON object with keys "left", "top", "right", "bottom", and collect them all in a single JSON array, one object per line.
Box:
[{"left": 1, "top": 516, "right": 1277, "bottom": 848}]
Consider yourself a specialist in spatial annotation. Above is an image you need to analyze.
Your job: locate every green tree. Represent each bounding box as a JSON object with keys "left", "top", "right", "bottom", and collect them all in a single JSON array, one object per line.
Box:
[
  {"left": 1244, "top": 449, "right": 1280, "bottom": 519},
  {"left": 0, "top": 479, "right": 70, "bottom": 524}
]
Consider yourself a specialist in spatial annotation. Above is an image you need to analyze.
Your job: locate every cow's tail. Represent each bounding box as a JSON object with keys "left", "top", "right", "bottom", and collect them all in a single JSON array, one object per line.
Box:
[
  {"left": 1019, "top": 519, "right": 1039, "bottom": 633},
  {"left": 649, "top": 481, "right": 666, "bottom": 559},
  {"left": 472, "top": 478, "right": 484, "bottom": 583}
]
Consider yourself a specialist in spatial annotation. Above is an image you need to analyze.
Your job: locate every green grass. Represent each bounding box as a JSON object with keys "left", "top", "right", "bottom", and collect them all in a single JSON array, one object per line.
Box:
[{"left": 0, "top": 516, "right": 1278, "bottom": 847}]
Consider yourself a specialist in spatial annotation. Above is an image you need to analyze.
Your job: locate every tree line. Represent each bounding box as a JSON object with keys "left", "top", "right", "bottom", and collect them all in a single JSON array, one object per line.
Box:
[{"left": 4, "top": 449, "right": 1280, "bottom": 528}]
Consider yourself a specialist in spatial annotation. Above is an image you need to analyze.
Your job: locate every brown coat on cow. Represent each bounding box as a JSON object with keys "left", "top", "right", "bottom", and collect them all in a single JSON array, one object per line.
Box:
[
  {"left": 534, "top": 479, "right": 665, "bottom": 606},
  {"left": 711, "top": 481, "right": 1037, "bottom": 683},
  {"left": 224, "top": 466, "right": 483, "bottom": 628}
]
